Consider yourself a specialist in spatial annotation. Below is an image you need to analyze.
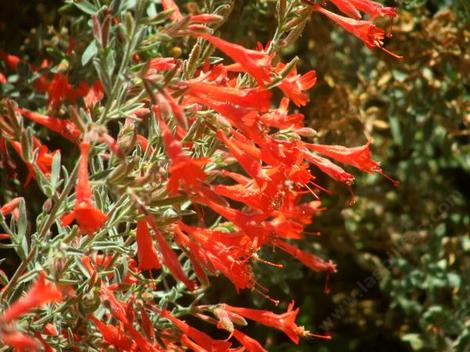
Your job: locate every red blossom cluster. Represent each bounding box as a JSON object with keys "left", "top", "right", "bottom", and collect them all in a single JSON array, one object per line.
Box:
[
  {"left": 0, "top": 0, "right": 401, "bottom": 350},
  {"left": 0, "top": 273, "right": 63, "bottom": 351}
]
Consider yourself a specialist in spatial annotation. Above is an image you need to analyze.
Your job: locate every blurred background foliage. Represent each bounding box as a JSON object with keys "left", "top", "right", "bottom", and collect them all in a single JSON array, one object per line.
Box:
[
  {"left": 1, "top": 0, "right": 468, "bottom": 351},
  {"left": 277, "top": 1, "right": 469, "bottom": 351}
]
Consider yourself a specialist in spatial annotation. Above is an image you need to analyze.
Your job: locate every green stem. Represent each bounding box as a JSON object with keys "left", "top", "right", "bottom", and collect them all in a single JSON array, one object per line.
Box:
[
  {"left": 0, "top": 163, "right": 79, "bottom": 302},
  {"left": 97, "top": 0, "right": 147, "bottom": 125}
]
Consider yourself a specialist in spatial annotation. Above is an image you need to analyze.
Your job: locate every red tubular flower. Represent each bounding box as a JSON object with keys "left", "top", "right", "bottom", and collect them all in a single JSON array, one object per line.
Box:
[
  {"left": 140, "top": 307, "right": 155, "bottom": 342},
  {"left": 136, "top": 134, "right": 155, "bottom": 154},
  {"left": 230, "top": 129, "right": 266, "bottom": 159},
  {"left": 81, "top": 256, "right": 140, "bottom": 287},
  {"left": 176, "top": 223, "right": 255, "bottom": 290},
  {"left": 306, "top": 140, "right": 381, "bottom": 173},
  {"left": 1, "top": 272, "right": 63, "bottom": 323},
  {"left": 9, "top": 139, "right": 56, "bottom": 186},
  {"left": 148, "top": 57, "right": 178, "bottom": 72},
  {"left": 33, "top": 59, "right": 50, "bottom": 93},
  {"left": 46, "top": 73, "right": 72, "bottom": 107},
  {"left": 195, "top": 62, "right": 231, "bottom": 85},
  {"left": 1, "top": 331, "right": 41, "bottom": 351},
  {"left": 213, "top": 183, "right": 271, "bottom": 212},
  {"left": 180, "top": 334, "right": 209, "bottom": 352},
  {"left": 17, "top": 108, "right": 81, "bottom": 143},
  {"left": 0, "top": 197, "right": 22, "bottom": 218},
  {"left": 275, "top": 191, "right": 320, "bottom": 227},
  {"left": 99, "top": 287, "right": 157, "bottom": 352},
  {"left": 145, "top": 58, "right": 178, "bottom": 80},
  {"left": 223, "top": 302, "right": 306, "bottom": 344},
  {"left": 61, "top": 142, "right": 108, "bottom": 235},
  {"left": 314, "top": 6, "right": 402, "bottom": 59},
  {"left": 161, "top": 310, "right": 232, "bottom": 351},
  {"left": 156, "top": 112, "right": 208, "bottom": 194},
  {"left": 161, "top": 0, "right": 183, "bottom": 21},
  {"left": 0, "top": 50, "right": 20, "bottom": 70},
  {"left": 136, "top": 219, "right": 161, "bottom": 271},
  {"left": 0, "top": 136, "right": 13, "bottom": 170},
  {"left": 174, "top": 228, "right": 213, "bottom": 286},
  {"left": 269, "top": 215, "right": 304, "bottom": 241},
  {"left": 184, "top": 92, "right": 259, "bottom": 131},
  {"left": 46, "top": 73, "right": 89, "bottom": 108},
  {"left": 146, "top": 216, "right": 196, "bottom": 291},
  {"left": 99, "top": 286, "right": 129, "bottom": 324},
  {"left": 190, "top": 14, "right": 224, "bottom": 24},
  {"left": 33, "top": 141, "right": 55, "bottom": 175},
  {"left": 273, "top": 239, "right": 337, "bottom": 273},
  {"left": 0, "top": 272, "right": 62, "bottom": 351},
  {"left": 215, "top": 169, "right": 250, "bottom": 185},
  {"left": 316, "top": 6, "right": 380, "bottom": 48},
  {"left": 259, "top": 98, "right": 304, "bottom": 129},
  {"left": 329, "top": 0, "right": 361, "bottom": 19},
  {"left": 348, "top": 0, "right": 397, "bottom": 18},
  {"left": 185, "top": 81, "right": 271, "bottom": 113},
  {"left": 83, "top": 80, "right": 104, "bottom": 108},
  {"left": 89, "top": 316, "right": 134, "bottom": 351},
  {"left": 276, "top": 65, "right": 317, "bottom": 107},
  {"left": 232, "top": 330, "right": 267, "bottom": 352},
  {"left": 43, "top": 323, "right": 58, "bottom": 337},
  {"left": 302, "top": 148, "right": 355, "bottom": 184},
  {"left": 130, "top": 107, "right": 151, "bottom": 119},
  {"left": 216, "top": 130, "right": 269, "bottom": 186},
  {"left": 197, "top": 33, "right": 273, "bottom": 85},
  {"left": 194, "top": 195, "right": 270, "bottom": 246}
]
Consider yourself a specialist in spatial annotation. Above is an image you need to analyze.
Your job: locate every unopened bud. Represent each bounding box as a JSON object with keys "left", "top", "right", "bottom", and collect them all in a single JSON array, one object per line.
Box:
[
  {"left": 92, "top": 15, "right": 102, "bottom": 46},
  {"left": 294, "top": 127, "right": 317, "bottom": 137},
  {"left": 117, "top": 118, "right": 136, "bottom": 155},
  {"left": 79, "top": 288, "right": 101, "bottom": 315},
  {"left": 214, "top": 307, "right": 234, "bottom": 332},
  {"left": 142, "top": 291, "right": 154, "bottom": 303}
]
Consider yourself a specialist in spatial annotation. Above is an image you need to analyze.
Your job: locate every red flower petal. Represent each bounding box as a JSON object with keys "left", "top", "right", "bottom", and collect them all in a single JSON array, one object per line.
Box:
[
  {"left": 197, "top": 33, "right": 273, "bottom": 85},
  {"left": 136, "top": 219, "right": 161, "bottom": 271},
  {"left": 146, "top": 216, "right": 196, "bottom": 291},
  {"left": 223, "top": 302, "right": 304, "bottom": 344},
  {"left": 1, "top": 272, "right": 62, "bottom": 323},
  {"left": 17, "top": 108, "right": 81, "bottom": 143},
  {"left": 1, "top": 331, "right": 41, "bottom": 351},
  {"left": 306, "top": 140, "right": 381, "bottom": 173},
  {"left": 273, "top": 239, "right": 337, "bottom": 273},
  {"left": 233, "top": 330, "right": 267, "bottom": 352}
]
